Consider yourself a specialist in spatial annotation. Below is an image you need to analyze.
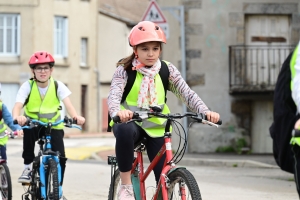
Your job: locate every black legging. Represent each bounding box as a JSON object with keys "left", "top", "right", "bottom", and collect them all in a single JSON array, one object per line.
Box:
[
  {"left": 22, "top": 126, "right": 67, "bottom": 185},
  {"left": 113, "top": 122, "right": 166, "bottom": 183}
]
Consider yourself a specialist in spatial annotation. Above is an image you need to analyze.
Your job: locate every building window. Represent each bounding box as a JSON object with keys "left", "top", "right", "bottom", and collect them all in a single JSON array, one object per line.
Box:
[
  {"left": 0, "top": 14, "right": 20, "bottom": 56},
  {"left": 54, "top": 16, "right": 68, "bottom": 58},
  {"left": 80, "top": 38, "right": 88, "bottom": 66}
]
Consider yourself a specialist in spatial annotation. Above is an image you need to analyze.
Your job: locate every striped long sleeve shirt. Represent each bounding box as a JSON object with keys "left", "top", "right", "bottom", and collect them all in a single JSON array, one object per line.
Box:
[{"left": 107, "top": 61, "right": 210, "bottom": 117}]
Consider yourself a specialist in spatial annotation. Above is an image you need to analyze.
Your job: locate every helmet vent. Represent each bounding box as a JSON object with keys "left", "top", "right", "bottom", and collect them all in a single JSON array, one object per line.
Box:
[
  {"left": 138, "top": 26, "right": 145, "bottom": 31},
  {"left": 155, "top": 26, "right": 159, "bottom": 30}
]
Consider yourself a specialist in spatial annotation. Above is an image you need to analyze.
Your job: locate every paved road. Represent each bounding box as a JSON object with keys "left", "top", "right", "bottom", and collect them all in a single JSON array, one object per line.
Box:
[{"left": 6, "top": 137, "right": 299, "bottom": 200}]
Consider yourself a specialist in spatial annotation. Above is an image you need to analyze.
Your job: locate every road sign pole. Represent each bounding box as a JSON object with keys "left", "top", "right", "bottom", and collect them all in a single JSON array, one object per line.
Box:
[{"left": 161, "top": 6, "right": 188, "bottom": 152}]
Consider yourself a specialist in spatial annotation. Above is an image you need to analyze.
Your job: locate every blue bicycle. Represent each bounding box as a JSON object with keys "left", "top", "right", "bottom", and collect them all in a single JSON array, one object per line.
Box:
[{"left": 15, "top": 116, "right": 81, "bottom": 200}]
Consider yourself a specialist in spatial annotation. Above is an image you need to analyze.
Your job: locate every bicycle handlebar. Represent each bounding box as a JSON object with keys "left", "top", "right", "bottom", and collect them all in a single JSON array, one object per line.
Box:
[
  {"left": 0, "top": 130, "right": 18, "bottom": 139},
  {"left": 292, "top": 129, "right": 300, "bottom": 137},
  {"left": 112, "top": 111, "right": 222, "bottom": 127},
  {"left": 13, "top": 116, "right": 82, "bottom": 130}
]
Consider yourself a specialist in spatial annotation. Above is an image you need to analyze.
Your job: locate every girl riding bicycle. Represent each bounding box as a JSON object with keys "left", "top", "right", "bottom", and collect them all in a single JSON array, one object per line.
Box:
[
  {"left": 0, "top": 83, "right": 23, "bottom": 160},
  {"left": 107, "top": 20, "right": 220, "bottom": 200}
]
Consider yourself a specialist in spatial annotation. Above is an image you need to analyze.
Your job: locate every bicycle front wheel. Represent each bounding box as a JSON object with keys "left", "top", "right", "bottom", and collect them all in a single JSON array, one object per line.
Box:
[
  {"left": 108, "top": 169, "right": 121, "bottom": 200},
  {"left": 46, "top": 158, "right": 59, "bottom": 200},
  {"left": 0, "top": 164, "right": 12, "bottom": 200},
  {"left": 167, "top": 168, "right": 201, "bottom": 200}
]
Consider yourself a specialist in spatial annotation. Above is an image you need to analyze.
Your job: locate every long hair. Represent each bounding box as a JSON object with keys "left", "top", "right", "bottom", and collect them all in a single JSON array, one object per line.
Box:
[{"left": 116, "top": 53, "right": 135, "bottom": 70}]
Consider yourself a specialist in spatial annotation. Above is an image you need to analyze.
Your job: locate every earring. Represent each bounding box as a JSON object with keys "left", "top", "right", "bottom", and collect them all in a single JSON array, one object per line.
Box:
[{"left": 135, "top": 54, "right": 138, "bottom": 59}]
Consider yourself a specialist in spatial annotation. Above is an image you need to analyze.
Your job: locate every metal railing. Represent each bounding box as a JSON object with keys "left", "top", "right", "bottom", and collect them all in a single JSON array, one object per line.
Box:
[{"left": 229, "top": 45, "right": 295, "bottom": 94}]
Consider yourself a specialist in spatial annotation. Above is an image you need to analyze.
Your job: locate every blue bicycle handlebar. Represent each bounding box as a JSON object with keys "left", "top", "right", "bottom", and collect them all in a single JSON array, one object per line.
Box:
[{"left": 14, "top": 117, "right": 82, "bottom": 130}]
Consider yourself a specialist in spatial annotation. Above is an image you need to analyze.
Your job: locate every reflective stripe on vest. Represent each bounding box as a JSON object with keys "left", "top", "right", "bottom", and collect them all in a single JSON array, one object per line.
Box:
[
  {"left": 122, "top": 71, "right": 170, "bottom": 137},
  {"left": 24, "top": 78, "right": 63, "bottom": 129},
  {"left": 290, "top": 45, "right": 299, "bottom": 90}
]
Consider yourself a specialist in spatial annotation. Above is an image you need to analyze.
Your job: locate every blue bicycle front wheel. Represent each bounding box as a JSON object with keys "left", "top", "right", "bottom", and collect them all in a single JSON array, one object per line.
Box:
[{"left": 46, "top": 158, "right": 60, "bottom": 200}]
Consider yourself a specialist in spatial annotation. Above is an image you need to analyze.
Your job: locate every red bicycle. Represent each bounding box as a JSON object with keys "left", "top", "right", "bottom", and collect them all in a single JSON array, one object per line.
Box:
[{"left": 108, "top": 106, "right": 221, "bottom": 200}]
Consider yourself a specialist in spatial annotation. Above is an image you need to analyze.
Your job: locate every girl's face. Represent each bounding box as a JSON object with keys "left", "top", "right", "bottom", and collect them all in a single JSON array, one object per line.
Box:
[{"left": 136, "top": 41, "right": 161, "bottom": 66}]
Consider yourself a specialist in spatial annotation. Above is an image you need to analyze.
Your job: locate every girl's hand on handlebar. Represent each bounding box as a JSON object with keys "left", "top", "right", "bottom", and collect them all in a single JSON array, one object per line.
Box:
[
  {"left": 205, "top": 111, "right": 220, "bottom": 124},
  {"left": 14, "top": 116, "right": 27, "bottom": 126},
  {"left": 117, "top": 110, "right": 133, "bottom": 122},
  {"left": 294, "top": 119, "right": 300, "bottom": 129}
]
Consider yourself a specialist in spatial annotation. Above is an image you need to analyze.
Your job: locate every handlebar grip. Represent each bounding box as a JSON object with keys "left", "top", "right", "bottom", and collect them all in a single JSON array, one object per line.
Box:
[
  {"left": 293, "top": 129, "right": 300, "bottom": 137},
  {"left": 203, "top": 115, "right": 222, "bottom": 125},
  {"left": 216, "top": 120, "right": 222, "bottom": 125},
  {"left": 13, "top": 119, "right": 18, "bottom": 124},
  {"left": 112, "top": 116, "right": 121, "bottom": 123},
  {"left": 63, "top": 116, "right": 78, "bottom": 125},
  {"left": 72, "top": 119, "right": 77, "bottom": 125}
]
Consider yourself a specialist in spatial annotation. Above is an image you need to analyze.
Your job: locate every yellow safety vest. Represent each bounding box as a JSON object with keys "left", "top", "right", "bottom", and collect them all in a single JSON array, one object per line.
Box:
[
  {"left": 24, "top": 78, "right": 63, "bottom": 129},
  {"left": 111, "top": 69, "right": 171, "bottom": 138},
  {"left": 290, "top": 46, "right": 300, "bottom": 146},
  {"left": 0, "top": 102, "right": 8, "bottom": 145}
]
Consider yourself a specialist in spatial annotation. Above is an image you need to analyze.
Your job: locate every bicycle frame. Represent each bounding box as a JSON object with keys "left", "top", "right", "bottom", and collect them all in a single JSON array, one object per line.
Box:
[
  {"left": 132, "top": 118, "right": 180, "bottom": 200},
  {"left": 133, "top": 134, "right": 175, "bottom": 200},
  {"left": 37, "top": 124, "right": 62, "bottom": 199}
]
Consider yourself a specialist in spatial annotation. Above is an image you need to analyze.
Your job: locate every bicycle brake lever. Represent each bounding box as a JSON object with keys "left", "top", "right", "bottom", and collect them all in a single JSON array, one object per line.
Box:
[
  {"left": 201, "top": 119, "right": 219, "bottom": 128},
  {"left": 126, "top": 118, "right": 142, "bottom": 124},
  {"left": 134, "top": 111, "right": 149, "bottom": 120}
]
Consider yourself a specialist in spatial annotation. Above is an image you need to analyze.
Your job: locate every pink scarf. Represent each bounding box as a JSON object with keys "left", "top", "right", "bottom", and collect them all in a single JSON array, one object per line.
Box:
[{"left": 132, "top": 58, "right": 161, "bottom": 109}]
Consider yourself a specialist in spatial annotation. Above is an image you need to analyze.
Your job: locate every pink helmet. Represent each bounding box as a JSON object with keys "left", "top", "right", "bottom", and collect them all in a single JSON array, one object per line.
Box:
[
  {"left": 128, "top": 21, "right": 166, "bottom": 46},
  {"left": 28, "top": 51, "right": 55, "bottom": 68}
]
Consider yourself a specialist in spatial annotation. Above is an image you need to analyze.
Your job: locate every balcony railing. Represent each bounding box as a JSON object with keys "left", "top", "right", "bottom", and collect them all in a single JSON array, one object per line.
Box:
[{"left": 229, "top": 45, "right": 295, "bottom": 94}]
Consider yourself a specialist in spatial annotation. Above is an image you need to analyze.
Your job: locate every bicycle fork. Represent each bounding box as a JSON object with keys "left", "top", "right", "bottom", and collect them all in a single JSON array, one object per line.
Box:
[{"left": 39, "top": 155, "right": 62, "bottom": 199}]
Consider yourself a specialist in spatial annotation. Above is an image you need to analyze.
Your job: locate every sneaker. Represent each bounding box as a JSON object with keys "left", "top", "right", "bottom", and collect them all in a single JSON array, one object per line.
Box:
[
  {"left": 18, "top": 168, "right": 31, "bottom": 183},
  {"left": 118, "top": 185, "right": 135, "bottom": 200}
]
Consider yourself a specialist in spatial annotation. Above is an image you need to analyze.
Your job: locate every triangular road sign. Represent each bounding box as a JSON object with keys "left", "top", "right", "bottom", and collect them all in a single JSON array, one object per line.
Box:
[{"left": 141, "top": 0, "right": 167, "bottom": 23}]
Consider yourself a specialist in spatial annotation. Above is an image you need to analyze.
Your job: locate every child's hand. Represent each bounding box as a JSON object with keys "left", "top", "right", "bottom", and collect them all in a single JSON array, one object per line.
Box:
[
  {"left": 117, "top": 110, "right": 134, "bottom": 123},
  {"left": 73, "top": 116, "right": 85, "bottom": 125},
  {"left": 295, "top": 119, "right": 300, "bottom": 129},
  {"left": 17, "top": 130, "right": 23, "bottom": 137},
  {"left": 205, "top": 111, "right": 220, "bottom": 124},
  {"left": 14, "top": 116, "right": 27, "bottom": 126}
]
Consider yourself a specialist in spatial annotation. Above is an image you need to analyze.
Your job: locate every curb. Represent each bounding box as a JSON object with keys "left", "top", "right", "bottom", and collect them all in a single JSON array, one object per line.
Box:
[
  {"left": 175, "top": 158, "right": 279, "bottom": 168},
  {"left": 64, "top": 133, "right": 114, "bottom": 138},
  {"left": 91, "top": 152, "right": 278, "bottom": 169}
]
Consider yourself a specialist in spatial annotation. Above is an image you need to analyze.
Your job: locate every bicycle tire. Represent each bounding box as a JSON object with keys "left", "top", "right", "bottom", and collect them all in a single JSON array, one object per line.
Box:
[
  {"left": 0, "top": 164, "right": 12, "bottom": 200},
  {"left": 31, "top": 168, "right": 40, "bottom": 200},
  {"left": 167, "top": 168, "right": 201, "bottom": 200},
  {"left": 46, "top": 158, "right": 60, "bottom": 200},
  {"left": 108, "top": 169, "right": 121, "bottom": 200}
]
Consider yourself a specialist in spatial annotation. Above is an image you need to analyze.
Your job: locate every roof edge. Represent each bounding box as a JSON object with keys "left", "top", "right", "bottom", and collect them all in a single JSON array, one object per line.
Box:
[{"left": 99, "top": 9, "right": 137, "bottom": 27}]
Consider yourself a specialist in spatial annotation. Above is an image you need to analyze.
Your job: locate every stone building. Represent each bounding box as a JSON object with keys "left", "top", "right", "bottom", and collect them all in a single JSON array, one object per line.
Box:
[
  {"left": 156, "top": 0, "right": 300, "bottom": 153},
  {"left": 0, "top": 0, "right": 98, "bottom": 132}
]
